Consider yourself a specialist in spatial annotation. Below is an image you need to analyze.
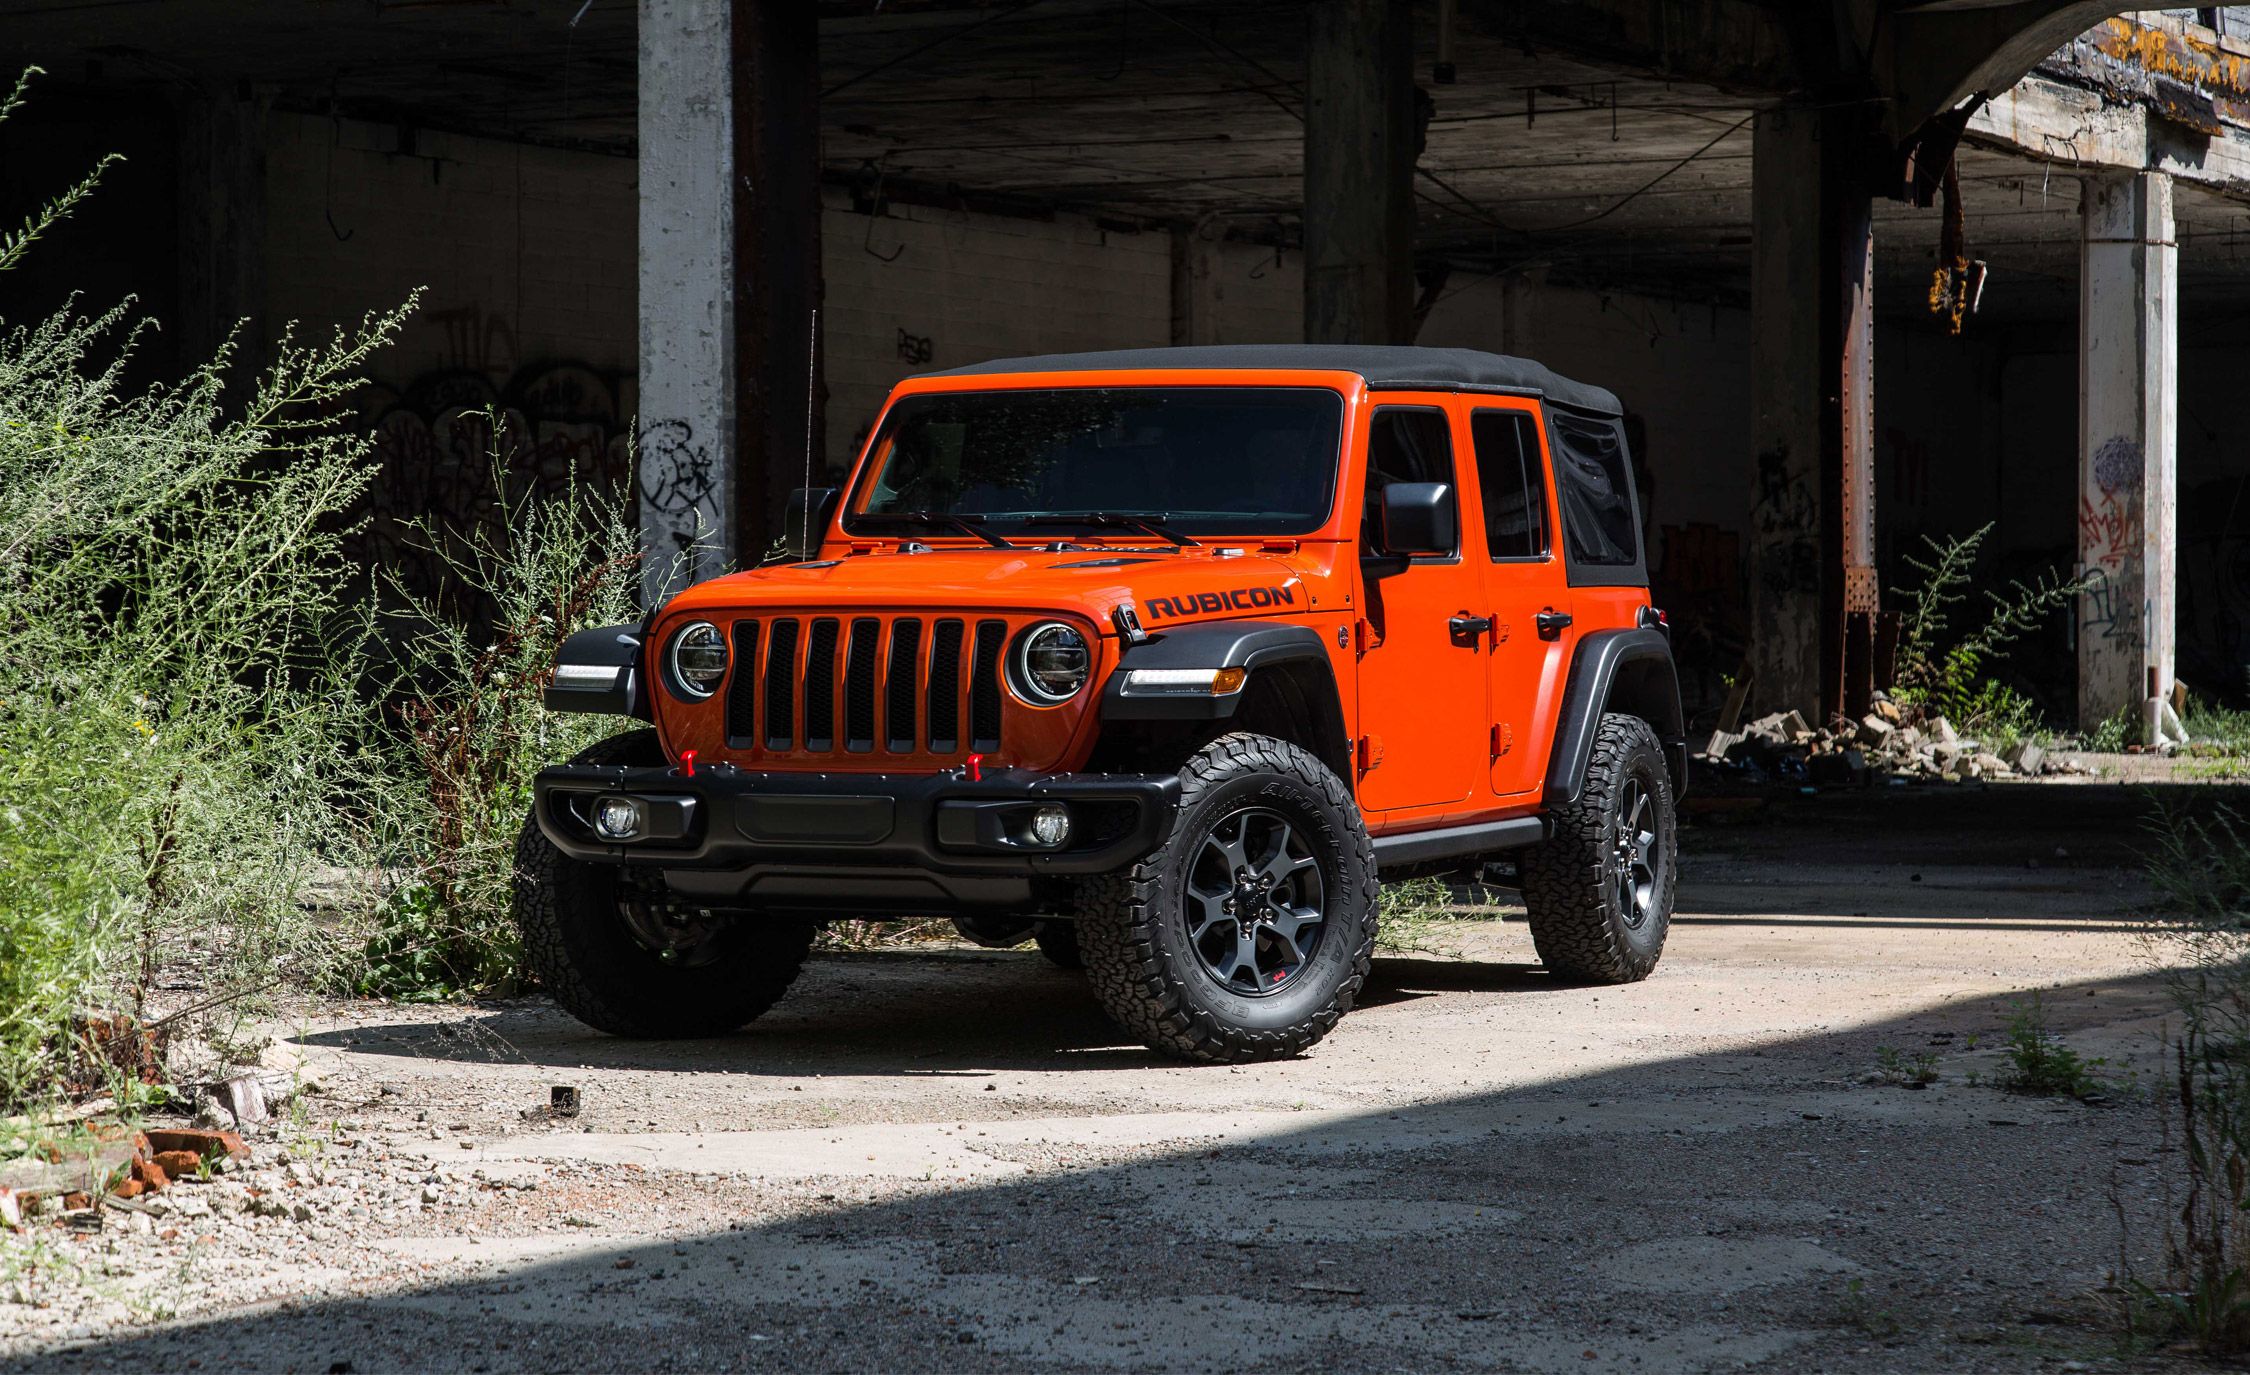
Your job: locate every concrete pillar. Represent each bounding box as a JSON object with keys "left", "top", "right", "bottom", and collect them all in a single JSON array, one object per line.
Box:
[
  {"left": 176, "top": 88, "right": 268, "bottom": 383},
  {"left": 1303, "top": 0, "right": 1415, "bottom": 345},
  {"left": 1171, "top": 222, "right": 1223, "bottom": 346},
  {"left": 637, "top": 0, "right": 822, "bottom": 599},
  {"left": 638, "top": 0, "right": 736, "bottom": 597},
  {"left": 2076, "top": 171, "right": 2177, "bottom": 736},
  {"left": 734, "top": 0, "right": 824, "bottom": 562},
  {"left": 1747, "top": 107, "right": 1877, "bottom": 725}
]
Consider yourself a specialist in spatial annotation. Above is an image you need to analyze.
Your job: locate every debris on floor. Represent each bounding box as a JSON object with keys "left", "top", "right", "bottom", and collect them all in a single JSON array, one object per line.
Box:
[{"left": 1697, "top": 692, "right": 2085, "bottom": 788}]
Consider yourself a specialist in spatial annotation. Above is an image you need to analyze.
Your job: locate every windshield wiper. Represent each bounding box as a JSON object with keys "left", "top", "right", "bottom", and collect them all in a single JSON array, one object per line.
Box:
[
  {"left": 854, "top": 511, "right": 1020, "bottom": 550},
  {"left": 1020, "top": 512, "right": 1199, "bottom": 548}
]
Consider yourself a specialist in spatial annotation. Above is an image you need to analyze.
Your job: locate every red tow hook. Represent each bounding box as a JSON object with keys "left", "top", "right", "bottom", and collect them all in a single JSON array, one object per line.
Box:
[
  {"left": 677, "top": 749, "right": 697, "bottom": 778},
  {"left": 964, "top": 752, "right": 984, "bottom": 783}
]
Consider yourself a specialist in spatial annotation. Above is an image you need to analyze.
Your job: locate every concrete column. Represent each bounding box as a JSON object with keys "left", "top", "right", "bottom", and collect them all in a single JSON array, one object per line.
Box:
[
  {"left": 734, "top": 0, "right": 824, "bottom": 561},
  {"left": 176, "top": 88, "right": 268, "bottom": 383},
  {"left": 1171, "top": 222, "right": 1223, "bottom": 346},
  {"left": 2076, "top": 171, "right": 2178, "bottom": 736},
  {"left": 1303, "top": 0, "right": 1414, "bottom": 345},
  {"left": 638, "top": 0, "right": 736, "bottom": 597},
  {"left": 1747, "top": 107, "right": 1877, "bottom": 726}
]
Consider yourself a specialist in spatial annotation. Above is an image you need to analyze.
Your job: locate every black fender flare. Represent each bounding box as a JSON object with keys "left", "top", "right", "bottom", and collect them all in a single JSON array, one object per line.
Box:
[
  {"left": 1100, "top": 621, "right": 1334, "bottom": 723},
  {"left": 1543, "top": 628, "right": 1687, "bottom": 807},
  {"left": 543, "top": 622, "right": 653, "bottom": 721}
]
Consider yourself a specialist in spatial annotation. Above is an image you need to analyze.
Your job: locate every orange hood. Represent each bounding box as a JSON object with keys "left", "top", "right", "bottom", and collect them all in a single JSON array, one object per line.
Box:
[{"left": 658, "top": 543, "right": 1341, "bottom": 634}]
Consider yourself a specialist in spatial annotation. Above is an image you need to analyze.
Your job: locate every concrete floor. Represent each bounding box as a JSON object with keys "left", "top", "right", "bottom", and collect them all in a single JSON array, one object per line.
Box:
[{"left": 12, "top": 782, "right": 2224, "bottom": 1373}]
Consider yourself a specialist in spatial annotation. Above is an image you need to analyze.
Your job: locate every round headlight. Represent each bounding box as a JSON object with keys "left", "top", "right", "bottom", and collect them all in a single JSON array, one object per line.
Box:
[
  {"left": 1012, "top": 622, "right": 1089, "bottom": 704},
  {"left": 666, "top": 621, "right": 728, "bottom": 699}
]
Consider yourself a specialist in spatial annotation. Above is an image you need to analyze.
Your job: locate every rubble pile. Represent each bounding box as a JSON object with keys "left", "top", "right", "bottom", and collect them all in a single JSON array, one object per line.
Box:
[
  {"left": 1699, "top": 693, "right": 2066, "bottom": 788},
  {"left": 0, "top": 1126, "right": 248, "bottom": 1230}
]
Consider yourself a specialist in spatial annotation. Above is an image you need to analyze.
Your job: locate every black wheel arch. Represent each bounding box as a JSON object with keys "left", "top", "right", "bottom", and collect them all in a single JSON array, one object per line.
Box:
[
  {"left": 1544, "top": 628, "right": 1687, "bottom": 807},
  {"left": 1098, "top": 621, "right": 1351, "bottom": 783},
  {"left": 543, "top": 621, "right": 656, "bottom": 721}
]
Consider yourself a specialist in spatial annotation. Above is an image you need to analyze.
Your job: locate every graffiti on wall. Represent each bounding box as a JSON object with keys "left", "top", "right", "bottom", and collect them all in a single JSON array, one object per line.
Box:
[
  {"left": 1749, "top": 444, "right": 1818, "bottom": 599},
  {"left": 2079, "top": 434, "right": 2142, "bottom": 572},
  {"left": 345, "top": 361, "right": 634, "bottom": 626}
]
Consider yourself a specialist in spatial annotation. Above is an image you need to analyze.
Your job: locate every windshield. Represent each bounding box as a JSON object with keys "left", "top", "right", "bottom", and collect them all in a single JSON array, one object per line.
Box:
[{"left": 844, "top": 387, "right": 1345, "bottom": 538}]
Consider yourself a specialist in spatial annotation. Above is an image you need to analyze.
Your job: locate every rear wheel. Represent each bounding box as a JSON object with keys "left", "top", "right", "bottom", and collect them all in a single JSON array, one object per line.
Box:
[
  {"left": 1077, "top": 733, "right": 1376, "bottom": 1063},
  {"left": 1520, "top": 712, "right": 1676, "bottom": 983},
  {"left": 513, "top": 730, "right": 816, "bottom": 1038}
]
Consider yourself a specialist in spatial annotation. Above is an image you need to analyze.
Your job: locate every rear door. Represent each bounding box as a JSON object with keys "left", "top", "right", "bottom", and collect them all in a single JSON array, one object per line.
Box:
[
  {"left": 1351, "top": 401, "right": 1491, "bottom": 817},
  {"left": 1466, "top": 403, "right": 1577, "bottom": 801}
]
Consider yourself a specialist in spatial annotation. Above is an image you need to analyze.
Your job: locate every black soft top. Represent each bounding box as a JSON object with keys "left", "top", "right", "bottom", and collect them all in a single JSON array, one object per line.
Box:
[{"left": 921, "top": 345, "right": 1623, "bottom": 418}]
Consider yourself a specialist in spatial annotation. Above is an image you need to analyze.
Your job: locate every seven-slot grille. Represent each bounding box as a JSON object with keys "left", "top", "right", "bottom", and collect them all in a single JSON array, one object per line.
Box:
[{"left": 724, "top": 615, "right": 1009, "bottom": 756}]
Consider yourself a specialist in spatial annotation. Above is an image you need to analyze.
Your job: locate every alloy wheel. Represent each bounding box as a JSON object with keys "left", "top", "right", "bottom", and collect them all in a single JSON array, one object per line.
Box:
[{"left": 1183, "top": 806, "right": 1328, "bottom": 995}]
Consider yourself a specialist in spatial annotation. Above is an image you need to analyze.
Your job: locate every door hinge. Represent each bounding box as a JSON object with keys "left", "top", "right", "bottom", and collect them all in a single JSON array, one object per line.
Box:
[
  {"left": 1356, "top": 734, "right": 1383, "bottom": 772},
  {"left": 1490, "top": 723, "right": 1513, "bottom": 757},
  {"left": 1353, "top": 617, "right": 1380, "bottom": 653}
]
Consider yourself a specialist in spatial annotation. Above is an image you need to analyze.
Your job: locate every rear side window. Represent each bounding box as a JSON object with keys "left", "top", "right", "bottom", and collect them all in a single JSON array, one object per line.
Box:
[
  {"left": 1470, "top": 410, "right": 1549, "bottom": 560},
  {"left": 1549, "top": 409, "right": 1641, "bottom": 574},
  {"left": 1361, "top": 408, "right": 1456, "bottom": 555}
]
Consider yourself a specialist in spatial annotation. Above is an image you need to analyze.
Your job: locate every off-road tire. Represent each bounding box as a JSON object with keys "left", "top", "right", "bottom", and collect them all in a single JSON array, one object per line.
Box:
[
  {"left": 512, "top": 729, "right": 816, "bottom": 1038},
  {"left": 1033, "top": 920, "right": 1082, "bottom": 970},
  {"left": 1520, "top": 712, "right": 1676, "bottom": 984},
  {"left": 1076, "top": 732, "right": 1377, "bottom": 1063}
]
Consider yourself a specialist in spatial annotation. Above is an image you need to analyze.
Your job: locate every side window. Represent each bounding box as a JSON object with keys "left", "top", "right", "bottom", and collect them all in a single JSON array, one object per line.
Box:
[
  {"left": 1361, "top": 408, "right": 1456, "bottom": 556},
  {"left": 1550, "top": 409, "right": 1641, "bottom": 568},
  {"left": 1470, "top": 410, "right": 1549, "bottom": 561}
]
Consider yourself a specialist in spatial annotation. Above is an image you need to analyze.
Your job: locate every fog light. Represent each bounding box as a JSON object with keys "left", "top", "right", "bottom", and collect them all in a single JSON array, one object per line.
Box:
[
  {"left": 1027, "top": 804, "right": 1071, "bottom": 848},
  {"left": 593, "top": 795, "right": 646, "bottom": 841}
]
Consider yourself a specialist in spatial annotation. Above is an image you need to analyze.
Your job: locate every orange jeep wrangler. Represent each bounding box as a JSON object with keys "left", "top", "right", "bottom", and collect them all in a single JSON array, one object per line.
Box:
[{"left": 519, "top": 345, "right": 1684, "bottom": 1062}]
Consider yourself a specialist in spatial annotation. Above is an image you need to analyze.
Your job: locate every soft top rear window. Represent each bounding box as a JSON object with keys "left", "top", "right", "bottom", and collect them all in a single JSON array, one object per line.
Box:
[
  {"left": 1549, "top": 408, "right": 1643, "bottom": 580},
  {"left": 846, "top": 387, "right": 1345, "bottom": 537}
]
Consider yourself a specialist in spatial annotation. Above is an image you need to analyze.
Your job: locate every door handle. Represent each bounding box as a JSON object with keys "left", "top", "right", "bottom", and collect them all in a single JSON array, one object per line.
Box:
[
  {"left": 1535, "top": 610, "right": 1573, "bottom": 640},
  {"left": 1449, "top": 613, "right": 1493, "bottom": 640}
]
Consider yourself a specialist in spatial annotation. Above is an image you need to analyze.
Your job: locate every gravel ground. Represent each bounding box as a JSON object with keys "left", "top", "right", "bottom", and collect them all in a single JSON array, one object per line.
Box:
[{"left": 1, "top": 781, "right": 2226, "bottom": 1373}]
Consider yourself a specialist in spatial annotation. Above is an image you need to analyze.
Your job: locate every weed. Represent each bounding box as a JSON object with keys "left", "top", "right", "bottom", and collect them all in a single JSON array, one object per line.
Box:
[
  {"left": 0, "top": 68, "right": 406, "bottom": 1107},
  {"left": 1873, "top": 1046, "right": 1940, "bottom": 1087},
  {"left": 814, "top": 919, "right": 953, "bottom": 952},
  {"left": 1998, "top": 994, "right": 2107, "bottom": 1098},
  {"left": 1889, "top": 523, "right": 2087, "bottom": 741},
  {"left": 1375, "top": 876, "right": 1465, "bottom": 956},
  {"left": 2144, "top": 800, "right": 2250, "bottom": 943},
  {"left": 342, "top": 430, "right": 652, "bottom": 1000},
  {"left": 2183, "top": 697, "right": 2250, "bottom": 758},
  {"left": 1836, "top": 1277, "right": 1902, "bottom": 1339}
]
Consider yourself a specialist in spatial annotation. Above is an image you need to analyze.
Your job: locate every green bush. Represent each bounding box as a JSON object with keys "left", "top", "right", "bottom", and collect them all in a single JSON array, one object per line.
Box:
[
  {"left": 0, "top": 68, "right": 410, "bottom": 1105},
  {"left": 1890, "top": 522, "right": 2086, "bottom": 742},
  {"left": 345, "top": 434, "right": 647, "bottom": 1000}
]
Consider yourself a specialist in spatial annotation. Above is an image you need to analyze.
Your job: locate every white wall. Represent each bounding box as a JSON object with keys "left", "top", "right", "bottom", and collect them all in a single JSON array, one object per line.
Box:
[{"left": 266, "top": 113, "right": 638, "bottom": 392}]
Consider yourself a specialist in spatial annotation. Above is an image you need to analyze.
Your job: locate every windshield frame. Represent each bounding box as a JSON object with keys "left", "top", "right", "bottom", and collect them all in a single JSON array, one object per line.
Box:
[{"left": 840, "top": 383, "right": 1351, "bottom": 541}]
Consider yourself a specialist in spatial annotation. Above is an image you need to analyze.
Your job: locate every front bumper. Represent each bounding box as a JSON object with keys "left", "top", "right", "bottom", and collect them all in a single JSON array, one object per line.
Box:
[{"left": 531, "top": 762, "right": 1178, "bottom": 914}]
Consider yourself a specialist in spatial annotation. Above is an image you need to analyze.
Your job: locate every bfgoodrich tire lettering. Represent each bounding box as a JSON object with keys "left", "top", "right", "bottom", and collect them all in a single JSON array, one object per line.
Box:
[
  {"left": 512, "top": 729, "right": 816, "bottom": 1037},
  {"left": 1521, "top": 712, "right": 1676, "bottom": 983},
  {"left": 1076, "top": 732, "right": 1377, "bottom": 1063}
]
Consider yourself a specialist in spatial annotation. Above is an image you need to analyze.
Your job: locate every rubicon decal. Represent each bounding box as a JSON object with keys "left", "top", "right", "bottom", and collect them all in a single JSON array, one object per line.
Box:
[{"left": 1144, "top": 586, "right": 1297, "bottom": 620}]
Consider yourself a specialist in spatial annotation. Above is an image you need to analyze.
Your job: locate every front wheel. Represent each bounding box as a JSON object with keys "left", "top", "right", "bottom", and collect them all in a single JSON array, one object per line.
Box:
[
  {"left": 1077, "top": 733, "right": 1377, "bottom": 1063},
  {"left": 512, "top": 730, "right": 817, "bottom": 1038},
  {"left": 1520, "top": 712, "right": 1677, "bottom": 983}
]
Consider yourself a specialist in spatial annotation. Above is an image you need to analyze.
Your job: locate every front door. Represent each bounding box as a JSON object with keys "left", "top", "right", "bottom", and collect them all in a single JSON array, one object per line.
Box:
[
  {"left": 1465, "top": 403, "right": 1577, "bottom": 800},
  {"left": 1352, "top": 402, "right": 1491, "bottom": 817}
]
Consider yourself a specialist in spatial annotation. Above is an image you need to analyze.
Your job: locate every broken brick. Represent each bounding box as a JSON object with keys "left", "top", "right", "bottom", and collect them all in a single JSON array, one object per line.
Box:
[
  {"left": 132, "top": 1158, "right": 170, "bottom": 1192},
  {"left": 62, "top": 1191, "right": 90, "bottom": 1210},
  {"left": 151, "top": 1150, "right": 203, "bottom": 1180},
  {"left": 112, "top": 1179, "right": 145, "bottom": 1200},
  {"left": 143, "top": 1128, "right": 249, "bottom": 1161}
]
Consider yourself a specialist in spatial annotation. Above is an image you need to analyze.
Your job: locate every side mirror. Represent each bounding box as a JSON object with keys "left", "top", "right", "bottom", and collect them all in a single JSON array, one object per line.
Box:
[
  {"left": 778, "top": 486, "right": 841, "bottom": 562},
  {"left": 1379, "top": 482, "right": 1456, "bottom": 557}
]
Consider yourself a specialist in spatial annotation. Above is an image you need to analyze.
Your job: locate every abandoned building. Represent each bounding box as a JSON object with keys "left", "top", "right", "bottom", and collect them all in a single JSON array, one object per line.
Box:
[{"left": 2, "top": 2, "right": 2245, "bottom": 738}]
